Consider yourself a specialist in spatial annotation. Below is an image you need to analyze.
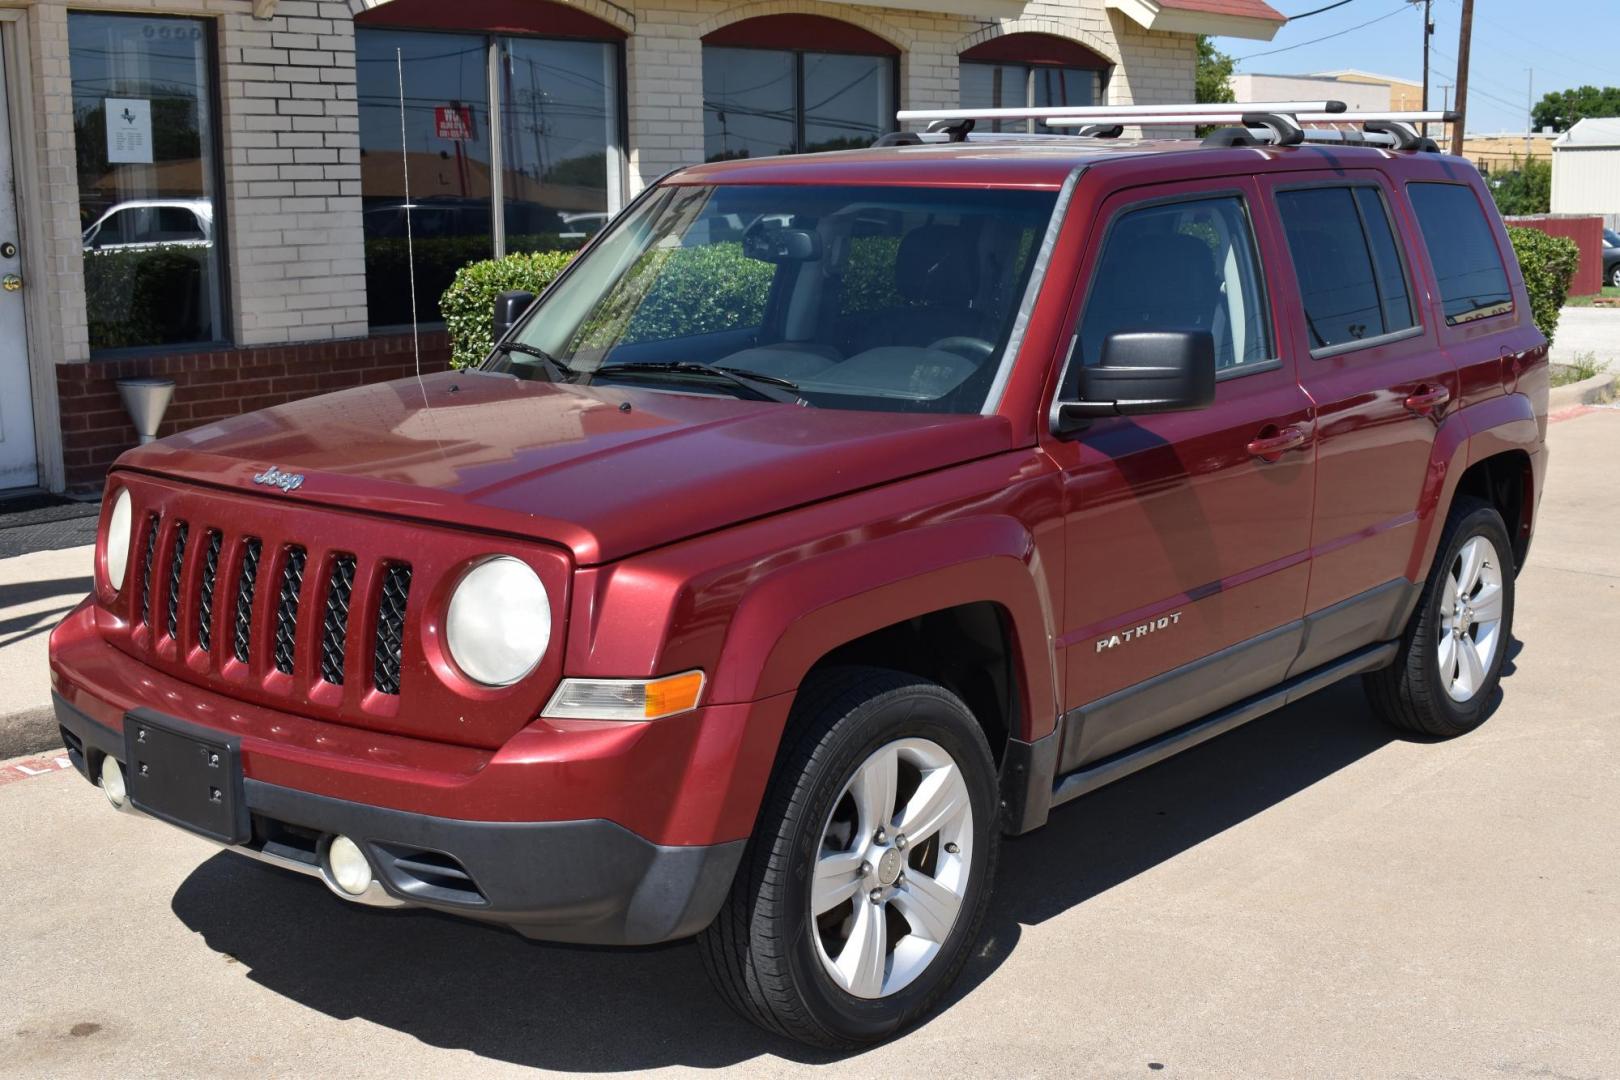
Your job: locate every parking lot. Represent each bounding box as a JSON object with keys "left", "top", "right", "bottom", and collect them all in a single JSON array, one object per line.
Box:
[{"left": 3, "top": 407, "right": 1617, "bottom": 1079}]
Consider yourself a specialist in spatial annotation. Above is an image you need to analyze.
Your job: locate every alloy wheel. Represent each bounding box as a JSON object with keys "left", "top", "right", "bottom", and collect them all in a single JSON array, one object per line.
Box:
[
  {"left": 1438, "top": 534, "right": 1505, "bottom": 702},
  {"left": 809, "top": 737, "right": 973, "bottom": 999}
]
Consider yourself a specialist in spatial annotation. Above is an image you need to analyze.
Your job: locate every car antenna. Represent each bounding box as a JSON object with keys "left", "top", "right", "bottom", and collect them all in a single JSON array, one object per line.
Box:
[{"left": 396, "top": 48, "right": 426, "bottom": 399}]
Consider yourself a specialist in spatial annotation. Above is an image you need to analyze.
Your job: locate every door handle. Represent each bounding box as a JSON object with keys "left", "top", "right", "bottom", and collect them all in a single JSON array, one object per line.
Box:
[
  {"left": 1246, "top": 424, "right": 1307, "bottom": 462},
  {"left": 1404, "top": 384, "right": 1450, "bottom": 415}
]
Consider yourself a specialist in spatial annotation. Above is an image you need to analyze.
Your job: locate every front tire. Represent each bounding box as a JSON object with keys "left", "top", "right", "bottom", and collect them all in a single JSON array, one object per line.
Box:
[
  {"left": 1365, "top": 496, "right": 1515, "bottom": 737},
  {"left": 1610, "top": 262, "right": 1620, "bottom": 289},
  {"left": 699, "top": 668, "right": 999, "bottom": 1048}
]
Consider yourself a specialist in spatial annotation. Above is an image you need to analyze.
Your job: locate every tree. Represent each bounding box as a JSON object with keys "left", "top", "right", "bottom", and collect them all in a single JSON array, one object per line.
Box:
[
  {"left": 1530, "top": 85, "right": 1620, "bottom": 132},
  {"left": 1489, "top": 156, "right": 1551, "bottom": 216},
  {"left": 1196, "top": 36, "right": 1236, "bottom": 105}
]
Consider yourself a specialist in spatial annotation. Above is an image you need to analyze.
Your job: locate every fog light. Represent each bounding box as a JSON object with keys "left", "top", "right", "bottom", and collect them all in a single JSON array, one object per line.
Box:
[
  {"left": 100, "top": 755, "right": 127, "bottom": 809},
  {"left": 326, "top": 835, "right": 373, "bottom": 896}
]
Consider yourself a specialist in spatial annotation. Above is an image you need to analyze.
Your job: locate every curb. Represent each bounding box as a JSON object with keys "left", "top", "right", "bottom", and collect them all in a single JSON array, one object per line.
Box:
[
  {"left": 0, "top": 703, "right": 61, "bottom": 761},
  {"left": 1548, "top": 370, "right": 1620, "bottom": 413}
]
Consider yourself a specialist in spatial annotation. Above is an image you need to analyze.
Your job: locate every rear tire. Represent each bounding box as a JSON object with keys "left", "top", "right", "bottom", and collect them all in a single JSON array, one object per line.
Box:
[
  {"left": 698, "top": 667, "right": 999, "bottom": 1048},
  {"left": 1365, "top": 496, "right": 1515, "bottom": 737}
]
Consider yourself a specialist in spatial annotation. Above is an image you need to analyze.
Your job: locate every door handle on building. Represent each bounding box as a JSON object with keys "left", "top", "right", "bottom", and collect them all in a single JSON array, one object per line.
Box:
[
  {"left": 1247, "top": 424, "right": 1308, "bottom": 462},
  {"left": 1, "top": 274, "right": 20, "bottom": 293},
  {"left": 1404, "top": 384, "right": 1450, "bottom": 415}
]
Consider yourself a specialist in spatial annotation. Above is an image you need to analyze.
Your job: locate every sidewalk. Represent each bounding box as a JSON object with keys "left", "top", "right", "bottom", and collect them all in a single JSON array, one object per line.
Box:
[{"left": 0, "top": 545, "right": 91, "bottom": 758}]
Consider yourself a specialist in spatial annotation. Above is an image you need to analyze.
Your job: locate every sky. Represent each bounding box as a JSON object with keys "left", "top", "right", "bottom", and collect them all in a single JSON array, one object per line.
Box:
[{"left": 1212, "top": 0, "right": 1620, "bottom": 134}]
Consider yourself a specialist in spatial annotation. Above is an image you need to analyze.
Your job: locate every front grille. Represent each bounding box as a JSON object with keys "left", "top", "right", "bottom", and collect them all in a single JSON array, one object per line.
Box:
[
  {"left": 138, "top": 515, "right": 159, "bottom": 626},
  {"left": 165, "top": 522, "right": 189, "bottom": 640},
  {"left": 233, "top": 539, "right": 263, "bottom": 664},
  {"left": 373, "top": 565, "right": 411, "bottom": 695},
  {"left": 274, "top": 547, "right": 308, "bottom": 676},
  {"left": 319, "top": 555, "right": 357, "bottom": 686},
  {"left": 197, "top": 530, "right": 223, "bottom": 652}
]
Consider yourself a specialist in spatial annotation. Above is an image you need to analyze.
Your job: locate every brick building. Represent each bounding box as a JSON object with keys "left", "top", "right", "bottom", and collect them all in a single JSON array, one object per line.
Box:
[{"left": 0, "top": 0, "right": 1283, "bottom": 494}]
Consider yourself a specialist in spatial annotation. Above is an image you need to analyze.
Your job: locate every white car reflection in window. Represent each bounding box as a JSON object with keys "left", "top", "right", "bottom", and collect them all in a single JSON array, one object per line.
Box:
[{"left": 83, "top": 199, "right": 213, "bottom": 252}]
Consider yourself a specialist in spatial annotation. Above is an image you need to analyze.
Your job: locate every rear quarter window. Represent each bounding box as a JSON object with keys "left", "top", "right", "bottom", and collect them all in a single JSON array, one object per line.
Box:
[{"left": 1406, "top": 182, "right": 1513, "bottom": 325}]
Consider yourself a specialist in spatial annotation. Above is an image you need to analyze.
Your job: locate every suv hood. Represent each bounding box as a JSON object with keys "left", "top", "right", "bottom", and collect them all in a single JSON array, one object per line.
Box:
[{"left": 121, "top": 372, "right": 1015, "bottom": 565}]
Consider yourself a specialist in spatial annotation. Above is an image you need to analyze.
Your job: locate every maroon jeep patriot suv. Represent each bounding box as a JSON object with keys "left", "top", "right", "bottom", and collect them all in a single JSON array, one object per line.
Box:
[{"left": 51, "top": 104, "right": 1548, "bottom": 1047}]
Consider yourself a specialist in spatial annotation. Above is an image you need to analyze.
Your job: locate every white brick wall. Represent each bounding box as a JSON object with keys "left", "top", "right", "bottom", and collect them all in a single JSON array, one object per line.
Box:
[{"left": 22, "top": 0, "right": 1194, "bottom": 359}]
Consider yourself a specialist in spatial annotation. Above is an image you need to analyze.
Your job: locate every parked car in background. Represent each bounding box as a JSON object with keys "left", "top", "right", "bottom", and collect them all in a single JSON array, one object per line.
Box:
[
  {"left": 53, "top": 103, "right": 1549, "bottom": 1049},
  {"left": 1603, "top": 227, "right": 1620, "bottom": 288},
  {"left": 82, "top": 199, "right": 213, "bottom": 253}
]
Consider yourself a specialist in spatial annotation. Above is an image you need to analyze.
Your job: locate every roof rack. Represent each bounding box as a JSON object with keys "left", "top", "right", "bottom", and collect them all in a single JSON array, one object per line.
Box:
[{"left": 891, "top": 101, "right": 1459, "bottom": 152}]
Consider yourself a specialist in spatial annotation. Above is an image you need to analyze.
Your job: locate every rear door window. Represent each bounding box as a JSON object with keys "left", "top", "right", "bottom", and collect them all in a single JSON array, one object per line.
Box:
[
  {"left": 1275, "top": 185, "right": 1416, "bottom": 352},
  {"left": 1407, "top": 182, "right": 1513, "bottom": 325}
]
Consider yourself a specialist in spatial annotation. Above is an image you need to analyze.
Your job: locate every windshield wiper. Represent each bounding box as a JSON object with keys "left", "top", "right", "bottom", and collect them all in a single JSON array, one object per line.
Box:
[
  {"left": 491, "top": 340, "right": 574, "bottom": 382},
  {"left": 595, "top": 361, "right": 807, "bottom": 405}
]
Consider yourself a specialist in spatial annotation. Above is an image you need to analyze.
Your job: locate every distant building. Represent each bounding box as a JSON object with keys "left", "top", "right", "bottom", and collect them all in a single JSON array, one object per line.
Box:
[
  {"left": 1311, "top": 69, "right": 1424, "bottom": 111},
  {"left": 1231, "top": 72, "right": 1390, "bottom": 112},
  {"left": 1551, "top": 118, "right": 1620, "bottom": 223},
  {"left": 1464, "top": 133, "right": 1557, "bottom": 174}
]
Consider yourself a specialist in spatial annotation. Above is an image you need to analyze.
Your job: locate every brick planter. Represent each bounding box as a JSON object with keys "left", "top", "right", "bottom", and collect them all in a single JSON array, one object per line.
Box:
[{"left": 55, "top": 332, "right": 452, "bottom": 492}]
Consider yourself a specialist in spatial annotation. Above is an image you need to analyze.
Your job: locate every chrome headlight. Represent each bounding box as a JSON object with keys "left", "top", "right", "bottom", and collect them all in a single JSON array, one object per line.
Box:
[
  {"left": 445, "top": 556, "right": 551, "bottom": 686},
  {"left": 104, "top": 488, "right": 134, "bottom": 592}
]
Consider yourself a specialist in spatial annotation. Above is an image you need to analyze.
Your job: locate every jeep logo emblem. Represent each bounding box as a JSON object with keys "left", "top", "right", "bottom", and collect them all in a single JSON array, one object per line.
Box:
[{"left": 252, "top": 466, "right": 305, "bottom": 493}]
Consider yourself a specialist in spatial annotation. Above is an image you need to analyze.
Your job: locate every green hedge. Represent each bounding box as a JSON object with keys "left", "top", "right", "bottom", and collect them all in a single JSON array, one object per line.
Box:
[
  {"left": 438, "top": 250, "right": 576, "bottom": 368},
  {"left": 439, "top": 242, "right": 778, "bottom": 369},
  {"left": 1506, "top": 226, "right": 1580, "bottom": 347},
  {"left": 84, "top": 246, "right": 210, "bottom": 350}
]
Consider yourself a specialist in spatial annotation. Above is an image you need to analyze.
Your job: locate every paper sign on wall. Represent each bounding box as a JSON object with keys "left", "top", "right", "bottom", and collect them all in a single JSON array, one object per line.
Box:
[{"left": 106, "top": 98, "right": 154, "bottom": 164}]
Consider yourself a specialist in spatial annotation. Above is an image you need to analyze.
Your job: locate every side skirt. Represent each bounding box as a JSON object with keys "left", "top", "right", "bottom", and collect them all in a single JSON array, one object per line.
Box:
[{"left": 998, "top": 639, "right": 1398, "bottom": 833}]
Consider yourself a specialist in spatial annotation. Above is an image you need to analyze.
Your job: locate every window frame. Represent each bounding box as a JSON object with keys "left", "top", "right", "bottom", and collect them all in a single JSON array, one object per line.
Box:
[
  {"left": 1057, "top": 186, "right": 1283, "bottom": 405},
  {"left": 959, "top": 60, "right": 1102, "bottom": 134},
  {"left": 71, "top": 12, "right": 233, "bottom": 357},
  {"left": 1271, "top": 178, "right": 1424, "bottom": 361},
  {"left": 700, "top": 42, "right": 901, "bottom": 159},
  {"left": 1403, "top": 179, "right": 1516, "bottom": 328}
]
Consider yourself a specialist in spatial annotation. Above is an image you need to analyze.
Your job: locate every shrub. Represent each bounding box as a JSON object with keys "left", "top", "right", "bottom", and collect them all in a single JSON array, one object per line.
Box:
[
  {"left": 83, "top": 246, "right": 210, "bottom": 350},
  {"left": 438, "top": 249, "right": 575, "bottom": 368},
  {"left": 1507, "top": 226, "right": 1580, "bottom": 346}
]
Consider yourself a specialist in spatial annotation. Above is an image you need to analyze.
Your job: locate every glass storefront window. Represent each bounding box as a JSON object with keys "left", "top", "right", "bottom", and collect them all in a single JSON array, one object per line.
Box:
[
  {"left": 500, "top": 38, "right": 621, "bottom": 255},
  {"left": 357, "top": 27, "right": 624, "bottom": 329},
  {"left": 703, "top": 46, "right": 895, "bottom": 162},
  {"left": 357, "top": 29, "right": 493, "bottom": 330},
  {"left": 960, "top": 61, "right": 1098, "bottom": 133},
  {"left": 69, "top": 13, "right": 225, "bottom": 351}
]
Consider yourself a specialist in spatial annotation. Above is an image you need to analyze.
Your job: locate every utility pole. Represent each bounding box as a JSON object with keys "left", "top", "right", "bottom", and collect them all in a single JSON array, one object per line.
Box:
[
  {"left": 1451, "top": 0, "right": 1474, "bottom": 155},
  {"left": 1526, "top": 67, "right": 1533, "bottom": 159},
  {"left": 1410, "top": 0, "right": 1434, "bottom": 136}
]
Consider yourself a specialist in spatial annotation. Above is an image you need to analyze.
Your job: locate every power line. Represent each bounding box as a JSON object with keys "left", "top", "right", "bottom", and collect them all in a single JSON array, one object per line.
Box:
[
  {"left": 1286, "top": 0, "right": 1359, "bottom": 19},
  {"left": 1234, "top": 3, "right": 1412, "bottom": 63}
]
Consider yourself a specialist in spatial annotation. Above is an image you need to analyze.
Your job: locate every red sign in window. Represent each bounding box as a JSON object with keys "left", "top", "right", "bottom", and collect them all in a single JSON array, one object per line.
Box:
[{"left": 434, "top": 105, "right": 476, "bottom": 142}]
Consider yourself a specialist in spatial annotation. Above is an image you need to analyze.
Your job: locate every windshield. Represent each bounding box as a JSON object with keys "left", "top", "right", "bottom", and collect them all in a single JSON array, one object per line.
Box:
[
  {"left": 486, "top": 183, "right": 1057, "bottom": 414},
  {"left": 1606, "top": 229, "right": 1620, "bottom": 249}
]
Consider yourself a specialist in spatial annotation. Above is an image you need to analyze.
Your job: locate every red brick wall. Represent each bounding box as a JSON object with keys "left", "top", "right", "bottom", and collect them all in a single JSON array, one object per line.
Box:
[{"left": 55, "top": 332, "right": 452, "bottom": 491}]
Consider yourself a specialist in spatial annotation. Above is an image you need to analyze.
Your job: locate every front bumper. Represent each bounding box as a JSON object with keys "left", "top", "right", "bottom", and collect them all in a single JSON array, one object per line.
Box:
[{"left": 57, "top": 693, "right": 743, "bottom": 944}]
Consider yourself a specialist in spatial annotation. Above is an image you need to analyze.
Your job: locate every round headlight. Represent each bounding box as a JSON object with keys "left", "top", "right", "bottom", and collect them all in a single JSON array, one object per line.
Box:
[
  {"left": 104, "top": 488, "right": 134, "bottom": 592},
  {"left": 446, "top": 556, "right": 551, "bottom": 687}
]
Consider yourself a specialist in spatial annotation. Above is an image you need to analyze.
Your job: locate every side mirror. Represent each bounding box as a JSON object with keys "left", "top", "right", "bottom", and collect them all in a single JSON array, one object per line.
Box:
[
  {"left": 492, "top": 290, "right": 537, "bottom": 343},
  {"left": 1053, "top": 330, "right": 1217, "bottom": 434}
]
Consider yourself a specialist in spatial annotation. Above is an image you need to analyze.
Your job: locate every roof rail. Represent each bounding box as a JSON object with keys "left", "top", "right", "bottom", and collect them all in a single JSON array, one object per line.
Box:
[{"left": 896, "top": 100, "right": 1349, "bottom": 125}]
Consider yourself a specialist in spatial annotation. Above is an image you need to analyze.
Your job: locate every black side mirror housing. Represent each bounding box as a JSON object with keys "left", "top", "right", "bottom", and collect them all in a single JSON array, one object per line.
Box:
[
  {"left": 1053, "top": 330, "right": 1217, "bottom": 434},
  {"left": 492, "top": 290, "right": 537, "bottom": 343}
]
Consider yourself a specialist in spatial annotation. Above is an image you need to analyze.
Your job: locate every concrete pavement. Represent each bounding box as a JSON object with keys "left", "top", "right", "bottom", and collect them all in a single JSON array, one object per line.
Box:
[
  {"left": 2, "top": 409, "right": 1619, "bottom": 1079},
  {"left": 0, "top": 545, "right": 91, "bottom": 759}
]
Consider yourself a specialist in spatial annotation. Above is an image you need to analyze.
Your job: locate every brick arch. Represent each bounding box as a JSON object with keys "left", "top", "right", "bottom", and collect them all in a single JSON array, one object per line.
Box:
[
  {"left": 955, "top": 21, "right": 1119, "bottom": 68},
  {"left": 345, "top": 0, "right": 636, "bottom": 36},
  {"left": 694, "top": 1, "right": 912, "bottom": 52}
]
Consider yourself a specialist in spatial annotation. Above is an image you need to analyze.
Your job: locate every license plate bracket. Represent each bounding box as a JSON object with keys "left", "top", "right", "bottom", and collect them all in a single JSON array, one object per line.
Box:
[{"left": 123, "top": 709, "right": 248, "bottom": 845}]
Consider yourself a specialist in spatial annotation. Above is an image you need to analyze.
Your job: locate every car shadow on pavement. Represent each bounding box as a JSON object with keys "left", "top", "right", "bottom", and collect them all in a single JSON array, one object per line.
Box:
[{"left": 169, "top": 669, "right": 1516, "bottom": 1071}]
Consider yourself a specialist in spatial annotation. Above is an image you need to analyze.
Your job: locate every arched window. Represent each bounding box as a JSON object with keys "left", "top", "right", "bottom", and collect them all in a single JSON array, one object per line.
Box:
[
  {"left": 702, "top": 16, "right": 898, "bottom": 162},
  {"left": 355, "top": 0, "right": 627, "bottom": 328},
  {"left": 959, "top": 33, "right": 1111, "bottom": 133}
]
